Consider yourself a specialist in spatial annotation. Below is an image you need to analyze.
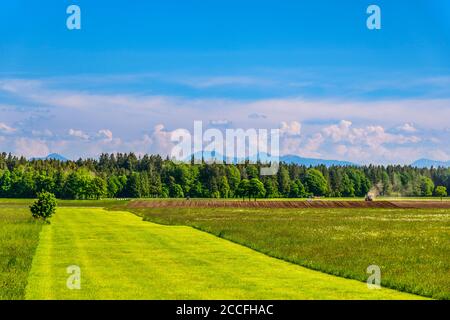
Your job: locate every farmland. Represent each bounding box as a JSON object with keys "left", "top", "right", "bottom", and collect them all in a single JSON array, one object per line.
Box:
[
  {"left": 25, "top": 207, "right": 419, "bottom": 299},
  {"left": 0, "top": 198, "right": 448, "bottom": 300},
  {"left": 128, "top": 199, "right": 450, "bottom": 209},
  {"left": 128, "top": 204, "right": 450, "bottom": 299}
]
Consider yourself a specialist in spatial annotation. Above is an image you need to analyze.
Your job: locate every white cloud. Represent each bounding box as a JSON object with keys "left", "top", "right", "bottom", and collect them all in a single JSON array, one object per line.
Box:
[
  {"left": 0, "top": 122, "right": 16, "bottom": 134},
  {"left": 0, "top": 78, "right": 448, "bottom": 164},
  {"left": 397, "top": 123, "right": 417, "bottom": 133},
  {"left": 276, "top": 120, "right": 427, "bottom": 163},
  {"left": 321, "top": 120, "right": 421, "bottom": 148},
  {"left": 97, "top": 129, "right": 113, "bottom": 141},
  {"left": 69, "top": 129, "right": 89, "bottom": 140},
  {"left": 308, "top": 120, "right": 424, "bottom": 164},
  {"left": 322, "top": 120, "right": 353, "bottom": 142},
  {"left": 279, "top": 121, "right": 302, "bottom": 156},
  {"left": 302, "top": 133, "right": 325, "bottom": 158},
  {"left": 245, "top": 98, "right": 450, "bottom": 130},
  {"left": 280, "top": 121, "right": 301, "bottom": 136},
  {"left": 3, "top": 78, "right": 450, "bottom": 130},
  {"left": 148, "top": 124, "right": 176, "bottom": 155}
]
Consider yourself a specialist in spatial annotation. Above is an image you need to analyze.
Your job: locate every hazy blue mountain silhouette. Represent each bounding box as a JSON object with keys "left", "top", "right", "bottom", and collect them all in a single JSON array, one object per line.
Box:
[
  {"left": 280, "top": 154, "right": 356, "bottom": 167},
  {"left": 184, "top": 152, "right": 356, "bottom": 167},
  {"left": 411, "top": 158, "right": 450, "bottom": 168},
  {"left": 33, "top": 153, "right": 69, "bottom": 161}
]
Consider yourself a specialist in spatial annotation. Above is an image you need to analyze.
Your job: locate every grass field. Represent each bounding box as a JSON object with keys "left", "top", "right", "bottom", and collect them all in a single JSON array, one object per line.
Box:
[
  {"left": 0, "top": 207, "right": 43, "bottom": 299},
  {"left": 0, "top": 199, "right": 130, "bottom": 207},
  {"left": 1, "top": 199, "right": 446, "bottom": 300},
  {"left": 130, "top": 207, "right": 450, "bottom": 299},
  {"left": 25, "top": 207, "right": 421, "bottom": 299}
]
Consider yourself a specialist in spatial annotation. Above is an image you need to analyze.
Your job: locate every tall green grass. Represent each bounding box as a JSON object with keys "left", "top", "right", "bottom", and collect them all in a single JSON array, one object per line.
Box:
[
  {"left": 134, "top": 207, "right": 450, "bottom": 299},
  {"left": 0, "top": 207, "right": 43, "bottom": 299},
  {"left": 0, "top": 198, "right": 129, "bottom": 207}
]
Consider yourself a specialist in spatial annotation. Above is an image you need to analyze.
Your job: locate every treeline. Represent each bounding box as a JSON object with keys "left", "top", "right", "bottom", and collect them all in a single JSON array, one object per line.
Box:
[{"left": 0, "top": 152, "right": 448, "bottom": 199}]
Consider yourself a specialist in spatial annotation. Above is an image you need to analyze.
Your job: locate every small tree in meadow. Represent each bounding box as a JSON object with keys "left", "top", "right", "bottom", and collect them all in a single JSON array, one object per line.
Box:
[
  {"left": 30, "top": 192, "right": 57, "bottom": 222},
  {"left": 435, "top": 186, "right": 447, "bottom": 201}
]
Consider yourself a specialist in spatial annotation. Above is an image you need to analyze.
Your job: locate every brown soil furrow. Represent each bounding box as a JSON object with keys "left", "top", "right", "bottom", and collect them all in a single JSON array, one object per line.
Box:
[{"left": 127, "top": 199, "right": 450, "bottom": 209}]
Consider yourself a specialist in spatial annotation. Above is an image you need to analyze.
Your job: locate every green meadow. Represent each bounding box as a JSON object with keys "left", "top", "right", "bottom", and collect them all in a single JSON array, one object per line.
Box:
[
  {"left": 133, "top": 207, "right": 450, "bottom": 299},
  {"left": 25, "top": 207, "right": 420, "bottom": 300},
  {"left": 1, "top": 199, "right": 448, "bottom": 300}
]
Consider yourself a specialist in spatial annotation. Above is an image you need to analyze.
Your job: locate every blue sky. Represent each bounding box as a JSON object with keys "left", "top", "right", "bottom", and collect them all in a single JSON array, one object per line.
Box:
[{"left": 0, "top": 0, "right": 449, "bottom": 163}]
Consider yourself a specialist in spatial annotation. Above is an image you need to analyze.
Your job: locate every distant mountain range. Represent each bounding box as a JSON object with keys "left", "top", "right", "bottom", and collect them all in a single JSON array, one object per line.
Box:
[
  {"left": 411, "top": 159, "right": 450, "bottom": 168},
  {"left": 31, "top": 153, "right": 450, "bottom": 168},
  {"left": 185, "top": 152, "right": 357, "bottom": 167},
  {"left": 33, "top": 153, "right": 69, "bottom": 161},
  {"left": 185, "top": 153, "right": 450, "bottom": 168},
  {"left": 280, "top": 155, "right": 356, "bottom": 167}
]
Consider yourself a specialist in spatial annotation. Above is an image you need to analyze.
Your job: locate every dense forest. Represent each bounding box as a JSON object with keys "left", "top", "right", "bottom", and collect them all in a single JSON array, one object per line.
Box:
[{"left": 0, "top": 152, "right": 448, "bottom": 199}]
